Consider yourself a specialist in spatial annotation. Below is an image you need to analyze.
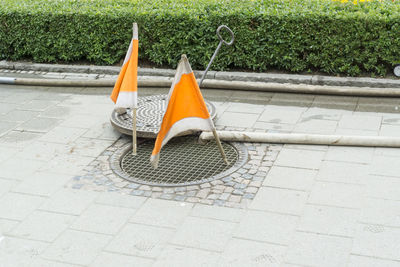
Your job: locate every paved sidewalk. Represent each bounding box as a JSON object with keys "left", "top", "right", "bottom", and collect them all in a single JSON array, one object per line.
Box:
[{"left": 1, "top": 82, "right": 400, "bottom": 267}]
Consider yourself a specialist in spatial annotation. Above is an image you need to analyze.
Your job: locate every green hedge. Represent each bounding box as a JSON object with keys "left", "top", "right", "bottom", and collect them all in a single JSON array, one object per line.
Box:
[{"left": 1, "top": 0, "right": 400, "bottom": 76}]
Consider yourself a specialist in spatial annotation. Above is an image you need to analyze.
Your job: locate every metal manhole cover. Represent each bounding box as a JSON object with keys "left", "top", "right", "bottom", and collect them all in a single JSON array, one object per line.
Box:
[
  {"left": 110, "top": 94, "right": 217, "bottom": 138},
  {"left": 110, "top": 136, "right": 248, "bottom": 187}
]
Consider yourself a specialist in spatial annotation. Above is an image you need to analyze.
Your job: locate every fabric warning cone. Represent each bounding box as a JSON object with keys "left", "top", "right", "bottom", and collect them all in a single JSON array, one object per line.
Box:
[
  {"left": 150, "top": 54, "right": 214, "bottom": 168},
  {"left": 110, "top": 23, "right": 138, "bottom": 114}
]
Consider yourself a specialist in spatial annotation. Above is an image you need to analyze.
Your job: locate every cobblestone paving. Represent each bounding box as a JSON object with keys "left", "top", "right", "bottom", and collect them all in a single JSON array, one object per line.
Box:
[{"left": 69, "top": 136, "right": 282, "bottom": 209}]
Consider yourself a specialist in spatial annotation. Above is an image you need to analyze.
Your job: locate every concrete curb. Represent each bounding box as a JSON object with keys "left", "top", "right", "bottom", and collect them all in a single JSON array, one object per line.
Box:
[{"left": 1, "top": 60, "right": 400, "bottom": 88}]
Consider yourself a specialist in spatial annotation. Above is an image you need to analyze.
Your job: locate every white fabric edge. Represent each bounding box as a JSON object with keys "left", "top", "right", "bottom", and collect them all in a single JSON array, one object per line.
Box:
[
  {"left": 166, "top": 55, "right": 194, "bottom": 105},
  {"left": 115, "top": 91, "right": 137, "bottom": 108},
  {"left": 122, "top": 38, "right": 134, "bottom": 66}
]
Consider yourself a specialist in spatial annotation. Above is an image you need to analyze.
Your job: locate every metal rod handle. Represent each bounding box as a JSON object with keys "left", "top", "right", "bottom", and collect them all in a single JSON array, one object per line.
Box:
[{"left": 198, "top": 25, "right": 235, "bottom": 88}]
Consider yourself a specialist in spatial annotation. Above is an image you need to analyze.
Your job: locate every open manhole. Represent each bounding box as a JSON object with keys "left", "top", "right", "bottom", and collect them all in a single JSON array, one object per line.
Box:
[
  {"left": 110, "top": 94, "right": 217, "bottom": 138},
  {"left": 110, "top": 136, "right": 247, "bottom": 187}
]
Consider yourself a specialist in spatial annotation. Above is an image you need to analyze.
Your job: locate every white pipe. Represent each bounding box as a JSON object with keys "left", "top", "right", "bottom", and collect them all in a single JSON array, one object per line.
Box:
[
  {"left": 199, "top": 131, "right": 400, "bottom": 148},
  {"left": 0, "top": 77, "right": 15, "bottom": 84}
]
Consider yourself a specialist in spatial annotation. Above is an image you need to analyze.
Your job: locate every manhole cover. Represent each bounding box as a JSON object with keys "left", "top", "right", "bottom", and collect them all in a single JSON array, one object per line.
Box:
[
  {"left": 110, "top": 94, "right": 217, "bottom": 138},
  {"left": 110, "top": 136, "right": 247, "bottom": 187}
]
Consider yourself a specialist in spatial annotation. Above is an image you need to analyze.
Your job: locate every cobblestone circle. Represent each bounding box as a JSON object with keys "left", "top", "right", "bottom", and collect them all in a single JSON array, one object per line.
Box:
[{"left": 68, "top": 135, "right": 282, "bottom": 209}]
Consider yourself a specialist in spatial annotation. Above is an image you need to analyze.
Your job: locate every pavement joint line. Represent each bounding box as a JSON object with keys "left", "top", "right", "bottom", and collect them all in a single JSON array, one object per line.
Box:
[
  {"left": 304, "top": 203, "right": 360, "bottom": 211},
  {"left": 295, "top": 229, "right": 353, "bottom": 240},
  {"left": 127, "top": 221, "right": 177, "bottom": 231},
  {"left": 231, "top": 236, "right": 289, "bottom": 248},
  {"left": 350, "top": 253, "right": 400, "bottom": 263}
]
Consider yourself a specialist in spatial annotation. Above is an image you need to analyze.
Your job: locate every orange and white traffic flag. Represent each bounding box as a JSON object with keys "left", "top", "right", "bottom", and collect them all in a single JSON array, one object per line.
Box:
[
  {"left": 110, "top": 23, "right": 138, "bottom": 113},
  {"left": 150, "top": 55, "right": 215, "bottom": 168}
]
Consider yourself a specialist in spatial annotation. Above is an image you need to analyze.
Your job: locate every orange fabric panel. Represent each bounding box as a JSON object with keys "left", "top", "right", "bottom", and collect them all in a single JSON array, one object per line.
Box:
[
  {"left": 152, "top": 72, "right": 210, "bottom": 156},
  {"left": 109, "top": 39, "right": 138, "bottom": 103},
  {"left": 120, "top": 39, "right": 138, "bottom": 93}
]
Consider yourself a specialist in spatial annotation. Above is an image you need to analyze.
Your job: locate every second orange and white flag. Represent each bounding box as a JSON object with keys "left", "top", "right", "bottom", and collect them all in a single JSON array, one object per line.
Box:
[{"left": 150, "top": 54, "right": 214, "bottom": 168}]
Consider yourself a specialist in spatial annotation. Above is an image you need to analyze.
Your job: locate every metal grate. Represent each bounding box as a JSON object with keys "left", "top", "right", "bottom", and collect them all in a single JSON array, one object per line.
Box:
[
  {"left": 110, "top": 136, "right": 247, "bottom": 187},
  {"left": 110, "top": 94, "right": 216, "bottom": 138}
]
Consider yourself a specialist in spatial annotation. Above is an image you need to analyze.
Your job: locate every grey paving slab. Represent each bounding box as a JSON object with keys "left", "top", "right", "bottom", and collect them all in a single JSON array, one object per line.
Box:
[
  {"left": 0, "top": 121, "right": 17, "bottom": 136},
  {"left": 370, "top": 155, "right": 400, "bottom": 178},
  {"left": 234, "top": 210, "right": 298, "bottom": 245},
  {"left": 365, "top": 175, "right": 400, "bottom": 201},
  {"left": 68, "top": 137, "right": 114, "bottom": 157},
  {"left": 1, "top": 91, "right": 42, "bottom": 104},
  {"left": 352, "top": 224, "right": 400, "bottom": 261},
  {"left": 82, "top": 121, "right": 121, "bottom": 141},
  {"left": 253, "top": 121, "right": 295, "bottom": 132},
  {"left": 293, "top": 119, "right": 337, "bottom": 134},
  {"left": 338, "top": 114, "right": 382, "bottom": 131},
  {"left": 263, "top": 166, "right": 316, "bottom": 191},
  {"left": 308, "top": 181, "right": 364, "bottom": 209},
  {"left": 39, "top": 105, "right": 72, "bottom": 119},
  {"left": 95, "top": 192, "right": 146, "bottom": 209},
  {"left": 348, "top": 255, "right": 400, "bottom": 267},
  {"left": 216, "top": 111, "right": 259, "bottom": 128},
  {"left": 284, "top": 231, "right": 352, "bottom": 267},
  {"left": 16, "top": 117, "right": 61, "bottom": 133},
  {"left": 0, "top": 237, "right": 48, "bottom": 267},
  {"left": 29, "top": 259, "right": 81, "bottom": 267},
  {"left": 297, "top": 204, "right": 359, "bottom": 238},
  {"left": 301, "top": 107, "right": 351, "bottom": 120},
  {"left": 379, "top": 124, "right": 400, "bottom": 136},
  {"left": 335, "top": 128, "right": 379, "bottom": 136},
  {"left": 38, "top": 126, "right": 86, "bottom": 144},
  {"left": 0, "top": 192, "right": 44, "bottom": 221},
  {"left": 59, "top": 114, "right": 105, "bottom": 129},
  {"left": 14, "top": 141, "right": 69, "bottom": 161},
  {"left": 190, "top": 204, "right": 245, "bottom": 222},
  {"left": 250, "top": 187, "right": 308, "bottom": 215},
  {"left": 274, "top": 148, "right": 325, "bottom": 170},
  {"left": 374, "top": 147, "right": 400, "bottom": 157},
  {"left": 360, "top": 198, "right": 400, "bottom": 228},
  {"left": 10, "top": 210, "right": 75, "bottom": 242},
  {"left": 324, "top": 146, "right": 374, "bottom": 164},
  {"left": 0, "top": 130, "right": 43, "bottom": 148},
  {"left": 171, "top": 216, "right": 236, "bottom": 252},
  {"left": 39, "top": 189, "right": 98, "bottom": 215},
  {"left": 220, "top": 238, "right": 287, "bottom": 267},
  {"left": 259, "top": 106, "right": 304, "bottom": 124},
  {"left": 0, "top": 156, "right": 45, "bottom": 180},
  {"left": 71, "top": 203, "right": 135, "bottom": 235},
  {"left": 43, "top": 229, "right": 112, "bottom": 266},
  {"left": 90, "top": 252, "right": 154, "bottom": 267},
  {"left": 154, "top": 245, "right": 220, "bottom": 267},
  {"left": 316, "top": 161, "right": 370, "bottom": 185},
  {"left": 130, "top": 199, "right": 192, "bottom": 229},
  {"left": 0, "top": 218, "right": 18, "bottom": 234},
  {"left": 0, "top": 103, "right": 18, "bottom": 115},
  {"left": 12, "top": 171, "right": 71, "bottom": 197},
  {"left": 0, "top": 109, "right": 40, "bottom": 123},
  {"left": 226, "top": 102, "right": 265, "bottom": 114},
  {"left": 106, "top": 223, "right": 174, "bottom": 258},
  {"left": 38, "top": 154, "right": 95, "bottom": 175},
  {"left": 0, "top": 145, "right": 20, "bottom": 163},
  {"left": 18, "top": 99, "right": 58, "bottom": 111},
  {"left": 0, "top": 178, "right": 15, "bottom": 198}
]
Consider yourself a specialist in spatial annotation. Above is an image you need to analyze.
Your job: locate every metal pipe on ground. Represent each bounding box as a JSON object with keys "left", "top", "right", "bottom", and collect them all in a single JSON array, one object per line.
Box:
[
  {"left": 199, "top": 131, "right": 400, "bottom": 148},
  {"left": 2, "top": 76, "right": 400, "bottom": 97}
]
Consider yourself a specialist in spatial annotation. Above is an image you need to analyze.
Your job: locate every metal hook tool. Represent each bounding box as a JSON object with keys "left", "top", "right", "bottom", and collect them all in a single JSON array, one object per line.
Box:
[{"left": 198, "top": 25, "right": 235, "bottom": 87}]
